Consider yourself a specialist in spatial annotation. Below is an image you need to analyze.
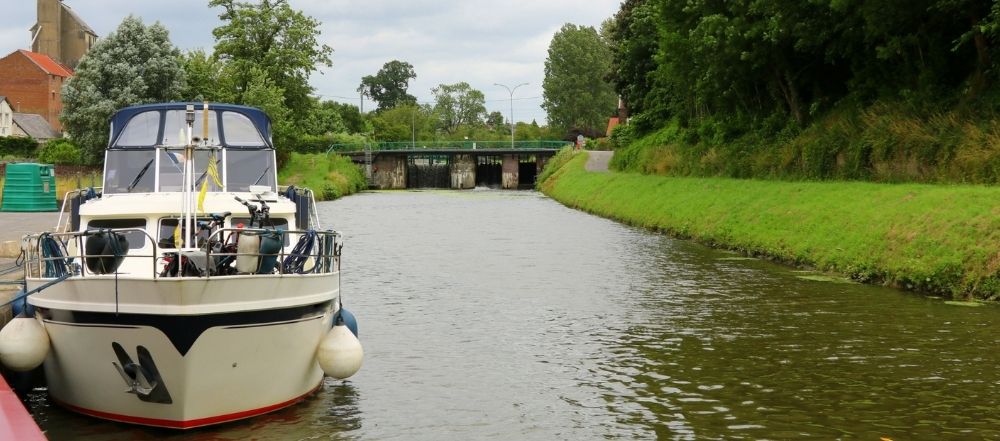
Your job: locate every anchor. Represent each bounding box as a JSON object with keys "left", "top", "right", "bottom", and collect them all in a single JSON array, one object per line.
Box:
[{"left": 111, "top": 342, "right": 172, "bottom": 404}]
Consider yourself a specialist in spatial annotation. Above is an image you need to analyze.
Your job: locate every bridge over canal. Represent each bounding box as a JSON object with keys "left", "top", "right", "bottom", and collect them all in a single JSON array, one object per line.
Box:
[{"left": 332, "top": 141, "right": 570, "bottom": 190}]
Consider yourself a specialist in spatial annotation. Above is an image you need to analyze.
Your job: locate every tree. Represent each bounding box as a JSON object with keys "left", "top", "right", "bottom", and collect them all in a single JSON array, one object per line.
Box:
[
  {"left": 209, "top": 0, "right": 332, "bottom": 123},
  {"left": 179, "top": 49, "right": 231, "bottom": 102},
  {"left": 606, "top": 0, "right": 660, "bottom": 117},
  {"left": 486, "top": 111, "right": 505, "bottom": 131},
  {"left": 300, "top": 98, "right": 347, "bottom": 135},
  {"left": 542, "top": 24, "right": 617, "bottom": 136},
  {"left": 62, "top": 15, "right": 185, "bottom": 163},
  {"left": 431, "top": 82, "right": 486, "bottom": 133},
  {"left": 359, "top": 60, "right": 417, "bottom": 112},
  {"left": 331, "top": 102, "right": 366, "bottom": 134},
  {"left": 369, "top": 104, "right": 435, "bottom": 142}
]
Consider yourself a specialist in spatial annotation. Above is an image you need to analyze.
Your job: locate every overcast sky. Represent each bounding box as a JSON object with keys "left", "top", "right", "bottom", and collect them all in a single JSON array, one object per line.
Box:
[{"left": 0, "top": 0, "right": 620, "bottom": 124}]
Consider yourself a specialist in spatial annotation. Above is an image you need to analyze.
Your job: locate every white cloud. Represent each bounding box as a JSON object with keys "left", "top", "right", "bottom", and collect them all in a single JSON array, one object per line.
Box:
[{"left": 0, "top": 0, "right": 620, "bottom": 124}]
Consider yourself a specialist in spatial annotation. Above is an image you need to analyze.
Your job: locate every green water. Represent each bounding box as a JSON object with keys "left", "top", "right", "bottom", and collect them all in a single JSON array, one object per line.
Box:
[{"left": 32, "top": 190, "right": 1000, "bottom": 439}]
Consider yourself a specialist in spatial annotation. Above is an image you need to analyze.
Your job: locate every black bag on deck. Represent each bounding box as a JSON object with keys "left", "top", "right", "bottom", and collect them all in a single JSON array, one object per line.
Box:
[{"left": 85, "top": 231, "right": 129, "bottom": 274}]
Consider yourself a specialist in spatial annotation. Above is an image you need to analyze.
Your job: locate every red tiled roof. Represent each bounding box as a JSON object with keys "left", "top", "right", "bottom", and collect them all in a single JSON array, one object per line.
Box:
[
  {"left": 606, "top": 117, "right": 620, "bottom": 137},
  {"left": 17, "top": 50, "right": 73, "bottom": 77}
]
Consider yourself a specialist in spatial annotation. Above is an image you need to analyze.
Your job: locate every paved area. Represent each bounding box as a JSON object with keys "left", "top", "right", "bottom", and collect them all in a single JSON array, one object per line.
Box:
[
  {"left": 0, "top": 211, "right": 61, "bottom": 258},
  {"left": 585, "top": 150, "right": 613, "bottom": 172}
]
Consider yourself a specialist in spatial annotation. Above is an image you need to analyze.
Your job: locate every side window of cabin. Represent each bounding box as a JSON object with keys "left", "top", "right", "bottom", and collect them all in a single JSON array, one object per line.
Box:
[
  {"left": 115, "top": 111, "right": 160, "bottom": 147},
  {"left": 158, "top": 218, "right": 219, "bottom": 249},
  {"left": 221, "top": 112, "right": 265, "bottom": 146},
  {"left": 86, "top": 219, "right": 147, "bottom": 250}
]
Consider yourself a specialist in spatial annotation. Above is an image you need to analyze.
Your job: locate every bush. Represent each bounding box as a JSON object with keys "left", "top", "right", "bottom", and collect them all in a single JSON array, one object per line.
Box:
[
  {"left": 0, "top": 137, "right": 39, "bottom": 159},
  {"left": 609, "top": 123, "right": 635, "bottom": 150},
  {"left": 36, "top": 139, "right": 82, "bottom": 165}
]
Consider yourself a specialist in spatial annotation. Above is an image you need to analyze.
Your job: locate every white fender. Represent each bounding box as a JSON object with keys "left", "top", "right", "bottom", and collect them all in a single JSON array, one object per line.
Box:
[
  {"left": 317, "top": 324, "right": 363, "bottom": 379},
  {"left": 0, "top": 316, "right": 50, "bottom": 372}
]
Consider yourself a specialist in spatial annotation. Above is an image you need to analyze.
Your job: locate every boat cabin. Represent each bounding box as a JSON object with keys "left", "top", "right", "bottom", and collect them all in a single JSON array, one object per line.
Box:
[
  {"left": 48, "top": 103, "right": 319, "bottom": 278},
  {"left": 102, "top": 103, "right": 277, "bottom": 194}
]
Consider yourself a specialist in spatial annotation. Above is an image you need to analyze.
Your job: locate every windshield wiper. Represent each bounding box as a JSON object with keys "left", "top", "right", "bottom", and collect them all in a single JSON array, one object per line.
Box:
[
  {"left": 253, "top": 166, "right": 270, "bottom": 185},
  {"left": 126, "top": 158, "right": 155, "bottom": 193},
  {"left": 195, "top": 158, "right": 223, "bottom": 187}
]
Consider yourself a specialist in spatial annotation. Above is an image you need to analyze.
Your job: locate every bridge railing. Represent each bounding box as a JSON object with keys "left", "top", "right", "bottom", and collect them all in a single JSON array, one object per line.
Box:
[{"left": 327, "top": 140, "right": 571, "bottom": 154}]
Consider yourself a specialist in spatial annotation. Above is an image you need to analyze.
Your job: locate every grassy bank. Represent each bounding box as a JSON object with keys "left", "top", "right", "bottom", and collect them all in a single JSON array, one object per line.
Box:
[
  {"left": 278, "top": 152, "right": 367, "bottom": 201},
  {"left": 612, "top": 100, "right": 1000, "bottom": 185},
  {"left": 540, "top": 150, "right": 1000, "bottom": 300}
]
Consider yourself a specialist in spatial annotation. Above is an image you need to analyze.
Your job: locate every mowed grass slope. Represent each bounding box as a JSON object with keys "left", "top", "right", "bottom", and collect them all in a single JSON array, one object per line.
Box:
[
  {"left": 278, "top": 153, "right": 367, "bottom": 201},
  {"left": 540, "top": 151, "right": 1000, "bottom": 299}
]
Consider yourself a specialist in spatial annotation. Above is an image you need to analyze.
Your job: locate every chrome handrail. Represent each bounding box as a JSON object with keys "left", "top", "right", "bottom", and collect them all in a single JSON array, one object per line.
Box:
[
  {"left": 23, "top": 228, "right": 158, "bottom": 279},
  {"left": 202, "top": 228, "right": 342, "bottom": 277},
  {"left": 23, "top": 227, "right": 343, "bottom": 280}
]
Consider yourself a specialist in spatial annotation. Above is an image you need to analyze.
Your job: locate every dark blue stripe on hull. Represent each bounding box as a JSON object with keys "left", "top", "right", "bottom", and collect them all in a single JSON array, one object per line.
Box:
[{"left": 38, "top": 301, "right": 333, "bottom": 356}]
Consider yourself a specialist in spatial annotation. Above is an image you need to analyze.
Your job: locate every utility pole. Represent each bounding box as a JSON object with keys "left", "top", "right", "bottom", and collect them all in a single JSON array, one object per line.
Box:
[{"left": 494, "top": 82, "right": 528, "bottom": 149}]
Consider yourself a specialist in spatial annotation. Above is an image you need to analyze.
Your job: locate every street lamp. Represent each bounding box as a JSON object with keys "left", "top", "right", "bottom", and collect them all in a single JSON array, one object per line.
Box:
[{"left": 494, "top": 82, "right": 528, "bottom": 149}]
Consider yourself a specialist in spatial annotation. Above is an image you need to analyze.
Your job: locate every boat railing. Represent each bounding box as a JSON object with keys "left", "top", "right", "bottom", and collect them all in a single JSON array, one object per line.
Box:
[
  {"left": 202, "top": 228, "right": 342, "bottom": 277},
  {"left": 22, "top": 227, "right": 342, "bottom": 281},
  {"left": 22, "top": 228, "right": 159, "bottom": 279},
  {"left": 55, "top": 187, "right": 104, "bottom": 233}
]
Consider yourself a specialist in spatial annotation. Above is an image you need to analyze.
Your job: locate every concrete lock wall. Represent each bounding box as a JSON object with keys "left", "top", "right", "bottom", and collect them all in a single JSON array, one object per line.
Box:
[
  {"left": 502, "top": 155, "right": 519, "bottom": 189},
  {"left": 372, "top": 155, "right": 407, "bottom": 189},
  {"left": 450, "top": 154, "right": 475, "bottom": 189}
]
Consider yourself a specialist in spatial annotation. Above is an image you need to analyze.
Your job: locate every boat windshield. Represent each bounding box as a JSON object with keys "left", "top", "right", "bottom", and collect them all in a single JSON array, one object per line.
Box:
[
  {"left": 105, "top": 150, "right": 156, "bottom": 193},
  {"left": 104, "top": 148, "right": 275, "bottom": 194},
  {"left": 103, "top": 107, "right": 276, "bottom": 194},
  {"left": 226, "top": 150, "right": 275, "bottom": 191}
]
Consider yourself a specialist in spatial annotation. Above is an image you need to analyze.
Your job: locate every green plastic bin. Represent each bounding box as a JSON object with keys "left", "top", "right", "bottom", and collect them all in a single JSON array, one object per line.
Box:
[{"left": 1, "top": 163, "right": 58, "bottom": 212}]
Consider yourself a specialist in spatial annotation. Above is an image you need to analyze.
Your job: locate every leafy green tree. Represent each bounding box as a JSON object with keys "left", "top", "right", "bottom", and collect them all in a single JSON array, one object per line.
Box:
[
  {"left": 300, "top": 98, "right": 347, "bottom": 135},
  {"left": 209, "top": 0, "right": 332, "bottom": 123},
  {"left": 542, "top": 24, "right": 617, "bottom": 135},
  {"left": 330, "top": 101, "right": 366, "bottom": 134},
  {"left": 62, "top": 15, "right": 185, "bottom": 163},
  {"left": 606, "top": 0, "right": 659, "bottom": 117},
  {"left": 431, "top": 82, "right": 486, "bottom": 133},
  {"left": 359, "top": 60, "right": 417, "bottom": 112},
  {"left": 486, "top": 111, "right": 505, "bottom": 131},
  {"left": 242, "top": 66, "right": 291, "bottom": 142},
  {"left": 179, "top": 49, "right": 231, "bottom": 102},
  {"left": 369, "top": 104, "right": 435, "bottom": 141}
]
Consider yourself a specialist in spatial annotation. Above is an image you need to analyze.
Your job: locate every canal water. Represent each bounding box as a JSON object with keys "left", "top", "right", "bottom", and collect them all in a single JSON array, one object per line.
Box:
[{"left": 28, "top": 190, "right": 1000, "bottom": 439}]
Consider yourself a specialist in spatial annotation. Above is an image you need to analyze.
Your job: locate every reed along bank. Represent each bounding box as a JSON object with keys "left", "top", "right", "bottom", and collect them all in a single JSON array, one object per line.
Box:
[{"left": 538, "top": 150, "right": 1000, "bottom": 300}]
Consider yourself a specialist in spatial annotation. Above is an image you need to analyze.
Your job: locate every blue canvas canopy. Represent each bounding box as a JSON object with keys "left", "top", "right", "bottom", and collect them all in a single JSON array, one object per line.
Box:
[{"left": 107, "top": 103, "right": 273, "bottom": 149}]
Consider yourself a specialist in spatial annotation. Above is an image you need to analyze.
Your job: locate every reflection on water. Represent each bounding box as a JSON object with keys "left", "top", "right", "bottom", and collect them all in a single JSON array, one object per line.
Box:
[{"left": 30, "top": 190, "right": 1000, "bottom": 439}]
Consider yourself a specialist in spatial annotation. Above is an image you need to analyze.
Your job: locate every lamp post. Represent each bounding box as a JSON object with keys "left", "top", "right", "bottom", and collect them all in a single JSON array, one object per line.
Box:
[{"left": 494, "top": 82, "right": 528, "bottom": 149}]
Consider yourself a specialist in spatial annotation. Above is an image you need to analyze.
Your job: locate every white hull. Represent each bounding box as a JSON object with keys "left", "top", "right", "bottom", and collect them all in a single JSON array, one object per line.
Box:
[{"left": 27, "top": 274, "right": 338, "bottom": 428}]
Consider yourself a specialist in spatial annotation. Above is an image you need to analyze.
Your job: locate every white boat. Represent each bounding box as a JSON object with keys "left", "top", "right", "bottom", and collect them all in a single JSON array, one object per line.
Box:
[{"left": 3, "top": 103, "right": 363, "bottom": 429}]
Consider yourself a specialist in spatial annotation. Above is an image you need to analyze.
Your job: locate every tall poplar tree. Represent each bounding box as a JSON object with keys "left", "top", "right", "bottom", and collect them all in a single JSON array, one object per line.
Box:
[{"left": 542, "top": 24, "right": 617, "bottom": 136}]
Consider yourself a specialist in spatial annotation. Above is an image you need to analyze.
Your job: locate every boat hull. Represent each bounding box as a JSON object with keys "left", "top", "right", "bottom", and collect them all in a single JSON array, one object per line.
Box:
[{"left": 27, "top": 274, "right": 338, "bottom": 429}]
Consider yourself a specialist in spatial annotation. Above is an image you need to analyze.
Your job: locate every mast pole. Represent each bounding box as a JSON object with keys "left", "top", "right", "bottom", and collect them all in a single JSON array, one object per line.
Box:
[{"left": 184, "top": 105, "right": 195, "bottom": 249}]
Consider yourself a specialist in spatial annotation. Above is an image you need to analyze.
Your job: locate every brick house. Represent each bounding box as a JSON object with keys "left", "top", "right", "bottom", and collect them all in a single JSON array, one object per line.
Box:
[
  {"left": 0, "top": 50, "right": 73, "bottom": 132},
  {"left": 0, "top": 97, "right": 12, "bottom": 137}
]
